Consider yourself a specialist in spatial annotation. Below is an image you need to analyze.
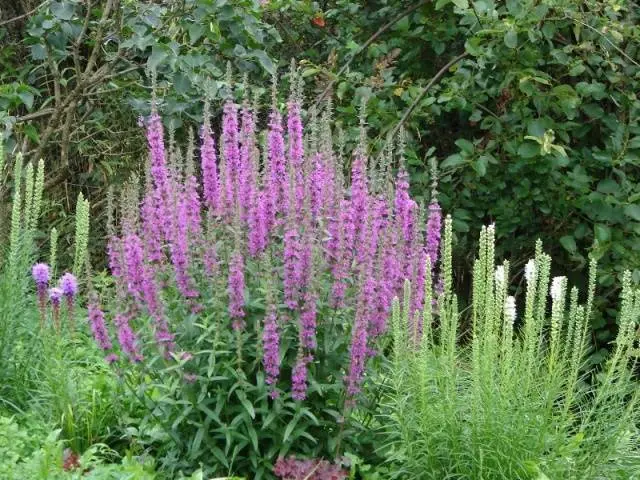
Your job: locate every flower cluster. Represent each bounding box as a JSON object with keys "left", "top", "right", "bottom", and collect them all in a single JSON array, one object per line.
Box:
[
  {"left": 273, "top": 457, "right": 348, "bottom": 480},
  {"left": 101, "top": 78, "right": 443, "bottom": 405},
  {"left": 31, "top": 265, "right": 77, "bottom": 332}
]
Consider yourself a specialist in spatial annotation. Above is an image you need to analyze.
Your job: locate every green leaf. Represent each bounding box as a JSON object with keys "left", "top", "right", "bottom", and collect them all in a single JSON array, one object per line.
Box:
[
  {"left": 623, "top": 204, "right": 640, "bottom": 221},
  {"left": 474, "top": 156, "right": 488, "bottom": 176},
  {"left": 247, "top": 423, "right": 259, "bottom": 451},
  {"left": 23, "top": 124, "right": 40, "bottom": 144},
  {"left": 17, "top": 91, "right": 34, "bottom": 110},
  {"left": 190, "top": 427, "right": 204, "bottom": 458},
  {"left": 596, "top": 179, "right": 619, "bottom": 195},
  {"left": 235, "top": 390, "right": 255, "bottom": 419},
  {"left": 455, "top": 138, "right": 474, "bottom": 154},
  {"left": 452, "top": 0, "right": 469, "bottom": 7},
  {"left": 148, "top": 45, "right": 169, "bottom": 70},
  {"left": 517, "top": 142, "right": 539, "bottom": 158},
  {"left": 30, "top": 44, "right": 47, "bottom": 61},
  {"left": 560, "top": 235, "right": 577, "bottom": 253},
  {"left": 435, "top": 0, "right": 451, "bottom": 9},
  {"left": 51, "top": 1, "right": 75, "bottom": 20},
  {"left": 188, "top": 24, "right": 205, "bottom": 44},
  {"left": 210, "top": 446, "right": 229, "bottom": 468},
  {"left": 594, "top": 224, "right": 611, "bottom": 243},
  {"left": 506, "top": 0, "right": 522, "bottom": 16},
  {"left": 283, "top": 416, "right": 299, "bottom": 444},
  {"left": 249, "top": 49, "right": 275, "bottom": 75},
  {"left": 441, "top": 153, "right": 467, "bottom": 169},
  {"left": 504, "top": 30, "right": 518, "bottom": 49},
  {"left": 628, "top": 136, "right": 640, "bottom": 149}
]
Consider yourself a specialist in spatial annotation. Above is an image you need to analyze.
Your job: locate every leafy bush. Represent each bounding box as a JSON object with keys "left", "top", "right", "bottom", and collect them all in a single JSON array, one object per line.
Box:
[
  {"left": 379, "top": 226, "right": 640, "bottom": 479},
  {"left": 89, "top": 72, "right": 444, "bottom": 477},
  {"left": 0, "top": 413, "right": 158, "bottom": 480}
]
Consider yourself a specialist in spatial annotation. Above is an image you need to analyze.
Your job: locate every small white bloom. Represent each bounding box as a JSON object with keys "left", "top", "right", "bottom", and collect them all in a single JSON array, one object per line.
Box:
[
  {"left": 495, "top": 265, "right": 505, "bottom": 285},
  {"left": 504, "top": 296, "right": 516, "bottom": 322},
  {"left": 550, "top": 276, "right": 566, "bottom": 301},
  {"left": 525, "top": 260, "right": 536, "bottom": 284}
]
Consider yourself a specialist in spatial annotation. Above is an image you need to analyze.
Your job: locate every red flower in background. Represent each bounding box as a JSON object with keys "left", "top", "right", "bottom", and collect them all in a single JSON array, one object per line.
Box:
[
  {"left": 311, "top": 13, "right": 325, "bottom": 28},
  {"left": 63, "top": 449, "right": 80, "bottom": 471}
]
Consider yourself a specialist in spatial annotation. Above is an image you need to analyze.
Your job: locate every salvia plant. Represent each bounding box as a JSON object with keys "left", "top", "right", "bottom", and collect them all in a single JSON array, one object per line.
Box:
[
  {"left": 381, "top": 225, "right": 640, "bottom": 479},
  {"left": 90, "top": 70, "right": 443, "bottom": 477}
]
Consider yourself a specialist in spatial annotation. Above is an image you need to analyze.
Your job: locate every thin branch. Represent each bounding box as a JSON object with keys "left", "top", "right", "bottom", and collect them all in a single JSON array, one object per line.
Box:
[
  {"left": 16, "top": 108, "right": 56, "bottom": 122},
  {"left": 45, "top": 45, "right": 62, "bottom": 106},
  {"left": 0, "top": 0, "right": 50, "bottom": 27},
  {"left": 567, "top": 15, "right": 640, "bottom": 68},
  {"left": 73, "top": 0, "right": 93, "bottom": 74},
  {"left": 83, "top": 0, "right": 117, "bottom": 77},
  {"left": 313, "top": 0, "right": 431, "bottom": 108},
  {"left": 377, "top": 51, "right": 469, "bottom": 159}
]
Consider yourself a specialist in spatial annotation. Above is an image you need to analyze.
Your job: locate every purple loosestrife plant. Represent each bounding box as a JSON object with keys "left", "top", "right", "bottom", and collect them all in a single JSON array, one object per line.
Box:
[
  {"left": 88, "top": 295, "right": 113, "bottom": 354},
  {"left": 200, "top": 122, "right": 221, "bottom": 216},
  {"left": 97, "top": 82, "right": 444, "bottom": 477},
  {"left": 287, "top": 96, "right": 305, "bottom": 217},
  {"left": 222, "top": 100, "right": 240, "bottom": 216},
  {"left": 114, "top": 312, "right": 142, "bottom": 362},
  {"left": 267, "top": 106, "right": 287, "bottom": 222},
  {"left": 238, "top": 102, "right": 257, "bottom": 220},
  {"left": 291, "top": 352, "right": 310, "bottom": 401},
  {"left": 262, "top": 306, "right": 280, "bottom": 398}
]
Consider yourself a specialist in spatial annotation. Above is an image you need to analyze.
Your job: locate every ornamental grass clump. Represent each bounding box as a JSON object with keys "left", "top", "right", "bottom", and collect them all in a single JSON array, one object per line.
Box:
[
  {"left": 95, "top": 71, "right": 443, "bottom": 477},
  {"left": 382, "top": 224, "right": 640, "bottom": 479}
]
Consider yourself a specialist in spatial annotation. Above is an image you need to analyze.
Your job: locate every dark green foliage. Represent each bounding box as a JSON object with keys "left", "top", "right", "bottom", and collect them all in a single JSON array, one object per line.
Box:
[{"left": 0, "top": 0, "right": 281, "bottom": 267}]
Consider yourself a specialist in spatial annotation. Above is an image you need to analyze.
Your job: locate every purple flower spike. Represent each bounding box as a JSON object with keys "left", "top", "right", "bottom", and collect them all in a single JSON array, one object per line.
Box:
[
  {"left": 59, "top": 273, "right": 78, "bottom": 298},
  {"left": 291, "top": 354, "right": 310, "bottom": 401},
  {"left": 105, "top": 353, "right": 119, "bottom": 364},
  {"left": 88, "top": 299, "right": 113, "bottom": 351},
  {"left": 49, "top": 287, "right": 63, "bottom": 305},
  {"left": 32, "top": 263, "right": 50, "bottom": 286},
  {"left": 262, "top": 306, "right": 280, "bottom": 392},
  {"left": 201, "top": 123, "right": 221, "bottom": 215},
  {"left": 33, "top": 263, "right": 51, "bottom": 327},
  {"left": 426, "top": 201, "right": 442, "bottom": 268}
]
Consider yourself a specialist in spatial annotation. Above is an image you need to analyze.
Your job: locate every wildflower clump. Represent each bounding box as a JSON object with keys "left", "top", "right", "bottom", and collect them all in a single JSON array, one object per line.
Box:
[
  {"left": 382, "top": 226, "right": 640, "bottom": 479},
  {"left": 30, "top": 266, "right": 79, "bottom": 335},
  {"left": 98, "top": 72, "right": 443, "bottom": 477}
]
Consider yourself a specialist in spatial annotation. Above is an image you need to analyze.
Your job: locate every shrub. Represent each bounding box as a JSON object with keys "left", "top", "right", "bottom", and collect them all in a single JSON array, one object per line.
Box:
[
  {"left": 92, "top": 73, "right": 442, "bottom": 478},
  {"left": 379, "top": 226, "right": 640, "bottom": 479},
  {"left": 0, "top": 414, "right": 156, "bottom": 480}
]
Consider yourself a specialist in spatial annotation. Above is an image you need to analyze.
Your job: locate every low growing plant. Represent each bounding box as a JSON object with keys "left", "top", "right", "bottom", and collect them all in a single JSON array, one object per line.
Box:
[{"left": 380, "top": 225, "right": 640, "bottom": 479}]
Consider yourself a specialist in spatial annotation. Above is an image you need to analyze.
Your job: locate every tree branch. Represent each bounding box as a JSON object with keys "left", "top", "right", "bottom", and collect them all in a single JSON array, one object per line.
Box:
[
  {"left": 0, "top": 0, "right": 50, "bottom": 27},
  {"left": 73, "top": 0, "right": 93, "bottom": 74},
  {"left": 83, "top": 0, "right": 117, "bottom": 77},
  {"left": 377, "top": 51, "right": 469, "bottom": 159}
]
